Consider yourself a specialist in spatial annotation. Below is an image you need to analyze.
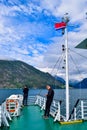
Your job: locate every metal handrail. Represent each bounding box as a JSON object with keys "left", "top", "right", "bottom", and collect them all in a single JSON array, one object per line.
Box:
[{"left": 69, "top": 99, "right": 87, "bottom": 120}]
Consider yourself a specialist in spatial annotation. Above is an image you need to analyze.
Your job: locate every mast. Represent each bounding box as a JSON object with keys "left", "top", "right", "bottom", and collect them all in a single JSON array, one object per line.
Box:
[
  {"left": 62, "top": 14, "right": 69, "bottom": 121},
  {"left": 65, "top": 26, "right": 69, "bottom": 121},
  {"left": 55, "top": 13, "right": 70, "bottom": 121}
]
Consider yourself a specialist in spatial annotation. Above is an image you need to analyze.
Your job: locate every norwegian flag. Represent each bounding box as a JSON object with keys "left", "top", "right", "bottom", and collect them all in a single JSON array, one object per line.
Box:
[{"left": 55, "top": 22, "right": 66, "bottom": 30}]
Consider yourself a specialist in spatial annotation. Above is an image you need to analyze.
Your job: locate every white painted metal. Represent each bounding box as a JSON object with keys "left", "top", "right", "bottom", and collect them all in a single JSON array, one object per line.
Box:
[
  {"left": 54, "top": 102, "right": 61, "bottom": 121},
  {"left": 2, "top": 102, "right": 12, "bottom": 121},
  {"left": 5, "top": 94, "right": 23, "bottom": 117},
  {"left": 35, "top": 95, "right": 61, "bottom": 121},
  {"left": 1, "top": 103, "right": 11, "bottom": 127},
  {"left": 81, "top": 101, "right": 84, "bottom": 119},
  {"left": 65, "top": 27, "right": 69, "bottom": 121},
  {"left": 1, "top": 94, "right": 87, "bottom": 127},
  {"left": 74, "top": 108, "right": 76, "bottom": 120},
  {"left": 41, "top": 98, "right": 46, "bottom": 110},
  {"left": 2, "top": 112, "right": 9, "bottom": 127},
  {"left": 69, "top": 99, "right": 87, "bottom": 121},
  {"left": 0, "top": 94, "right": 23, "bottom": 127},
  {"left": 0, "top": 106, "right": 1, "bottom": 127}
]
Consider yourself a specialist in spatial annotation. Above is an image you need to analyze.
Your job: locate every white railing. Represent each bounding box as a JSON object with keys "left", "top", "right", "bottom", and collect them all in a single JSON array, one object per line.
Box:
[
  {"left": 0, "top": 102, "right": 12, "bottom": 127},
  {"left": 0, "top": 94, "right": 23, "bottom": 127},
  {"left": 28, "top": 96, "right": 37, "bottom": 105},
  {"left": 34, "top": 96, "right": 87, "bottom": 122},
  {"left": 34, "top": 95, "right": 62, "bottom": 122},
  {"left": 0, "top": 106, "right": 1, "bottom": 127},
  {"left": 1, "top": 94, "right": 87, "bottom": 127},
  {"left": 69, "top": 99, "right": 87, "bottom": 121}
]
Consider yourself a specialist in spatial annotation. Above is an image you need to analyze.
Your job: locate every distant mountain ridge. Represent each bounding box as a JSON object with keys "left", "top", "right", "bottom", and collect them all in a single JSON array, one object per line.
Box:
[
  {"left": 73, "top": 78, "right": 87, "bottom": 88},
  {"left": 55, "top": 76, "right": 87, "bottom": 89},
  {"left": 54, "top": 76, "right": 65, "bottom": 84},
  {"left": 0, "top": 60, "right": 63, "bottom": 88}
]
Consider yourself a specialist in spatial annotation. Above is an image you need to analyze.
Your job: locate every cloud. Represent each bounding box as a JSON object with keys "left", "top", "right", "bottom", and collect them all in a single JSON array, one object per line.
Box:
[
  {"left": 40, "top": 0, "right": 87, "bottom": 22},
  {"left": 0, "top": 0, "right": 42, "bottom": 17},
  {"left": 0, "top": 0, "right": 87, "bottom": 81},
  {"left": 38, "top": 29, "right": 87, "bottom": 80}
]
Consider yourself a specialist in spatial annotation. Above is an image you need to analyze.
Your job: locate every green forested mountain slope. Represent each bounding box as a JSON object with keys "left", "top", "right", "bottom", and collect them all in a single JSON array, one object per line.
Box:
[{"left": 0, "top": 60, "right": 63, "bottom": 88}]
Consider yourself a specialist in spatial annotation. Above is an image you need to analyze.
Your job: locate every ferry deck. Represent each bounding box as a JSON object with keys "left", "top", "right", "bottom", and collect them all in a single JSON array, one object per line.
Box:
[
  {"left": 1, "top": 95, "right": 87, "bottom": 130},
  {"left": 1, "top": 105, "right": 87, "bottom": 130}
]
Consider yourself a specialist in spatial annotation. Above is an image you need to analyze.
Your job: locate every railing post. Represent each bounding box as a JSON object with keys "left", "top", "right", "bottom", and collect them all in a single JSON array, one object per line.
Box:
[
  {"left": 74, "top": 108, "right": 76, "bottom": 120},
  {"left": 1, "top": 104, "right": 9, "bottom": 127},
  {"left": 53, "top": 100, "right": 56, "bottom": 107},
  {"left": 44, "top": 98, "right": 46, "bottom": 109},
  {"left": 58, "top": 101, "right": 60, "bottom": 121},
  {"left": 40, "top": 97, "right": 42, "bottom": 107},
  {"left": 81, "top": 100, "right": 84, "bottom": 119},
  {"left": 35, "top": 95, "right": 39, "bottom": 105},
  {"left": 54, "top": 101, "right": 61, "bottom": 122},
  {"left": 41, "top": 98, "right": 46, "bottom": 110},
  {"left": 3, "top": 102, "right": 12, "bottom": 121},
  {"left": 0, "top": 106, "right": 1, "bottom": 127}
]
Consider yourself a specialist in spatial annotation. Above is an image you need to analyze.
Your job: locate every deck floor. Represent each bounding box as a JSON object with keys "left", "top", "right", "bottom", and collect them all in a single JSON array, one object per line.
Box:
[{"left": 1, "top": 106, "right": 87, "bottom": 130}]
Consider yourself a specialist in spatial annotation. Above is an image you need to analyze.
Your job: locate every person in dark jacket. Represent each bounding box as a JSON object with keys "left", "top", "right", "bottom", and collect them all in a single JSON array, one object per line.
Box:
[
  {"left": 43, "top": 85, "right": 54, "bottom": 119},
  {"left": 23, "top": 85, "right": 29, "bottom": 106}
]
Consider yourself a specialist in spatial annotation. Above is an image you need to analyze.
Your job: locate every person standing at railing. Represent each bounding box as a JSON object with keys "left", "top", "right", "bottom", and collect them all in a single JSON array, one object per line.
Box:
[
  {"left": 23, "top": 85, "right": 29, "bottom": 106},
  {"left": 43, "top": 85, "right": 54, "bottom": 119}
]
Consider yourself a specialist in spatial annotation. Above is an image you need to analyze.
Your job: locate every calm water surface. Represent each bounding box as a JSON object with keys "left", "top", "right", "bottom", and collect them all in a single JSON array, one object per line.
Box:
[{"left": 0, "top": 88, "right": 87, "bottom": 114}]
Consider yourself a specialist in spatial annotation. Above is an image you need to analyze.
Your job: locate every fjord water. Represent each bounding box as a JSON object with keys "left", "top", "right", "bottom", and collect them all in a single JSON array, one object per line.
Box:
[
  {"left": 0, "top": 89, "right": 87, "bottom": 130},
  {"left": 0, "top": 88, "right": 87, "bottom": 113}
]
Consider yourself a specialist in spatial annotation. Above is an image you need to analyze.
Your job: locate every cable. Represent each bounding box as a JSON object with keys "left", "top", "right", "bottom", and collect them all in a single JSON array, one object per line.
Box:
[
  {"left": 38, "top": 36, "right": 65, "bottom": 94},
  {"left": 38, "top": 49, "right": 66, "bottom": 94},
  {"left": 51, "top": 54, "right": 65, "bottom": 88},
  {"left": 69, "top": 53, "right": 84, "bottom": 80},
  {"left": 69, "top": 48, "right": 87, "bottom": 60},
  {"left": 50, "top": 53, "right": 64, "bottom": 75},
  {"left": 69, "top": 52, "right": 86, "bottom": 99}
]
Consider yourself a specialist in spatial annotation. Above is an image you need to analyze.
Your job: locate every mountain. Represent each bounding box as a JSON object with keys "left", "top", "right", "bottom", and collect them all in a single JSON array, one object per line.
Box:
[
  {"left": 54, "top": 76, "right": 65, "bottom": 84},
  {"left": 54, "top": 76, "right": 74, "bottom": 88},
  {"left": 54, "top": 76, "right": 87, "bottom": 89},
  {"left": 0, "top": 60, "right": 63, "bottom": 89},
  {"left": 73, "top": 78, "right": 87, "bottom": 88},
  {"left": 69, "top": 79, "right": 79, "bottom": 87}
]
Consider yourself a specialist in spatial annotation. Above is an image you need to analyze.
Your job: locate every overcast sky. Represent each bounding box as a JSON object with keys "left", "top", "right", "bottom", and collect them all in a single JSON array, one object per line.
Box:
[{"left": 0, "top": 0, "right": 87, "bottom": 81}]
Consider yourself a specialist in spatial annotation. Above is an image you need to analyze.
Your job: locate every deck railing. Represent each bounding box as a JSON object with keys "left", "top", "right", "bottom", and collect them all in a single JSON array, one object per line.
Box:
[
  {"left": 0, "top": 102, "right": 12, "bottom": 127},
  {"left": 0, "top": 106, "right": 1, "bottom": 127},
  {"left": 0, "top": 94, "right": 23, "bottom": 127},
  {"left": 69, "top": 99, "right": 87, "bottom": 121},
  {"left": 1, "top": 95, "right": 87, "bottom": 127},
  {"left": 28, "top": 95, "right": 87, "bottom": 122},
  {"left": 34, "top": 95, "right": 62, "bottom": 122}
]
